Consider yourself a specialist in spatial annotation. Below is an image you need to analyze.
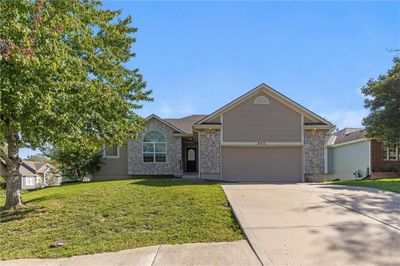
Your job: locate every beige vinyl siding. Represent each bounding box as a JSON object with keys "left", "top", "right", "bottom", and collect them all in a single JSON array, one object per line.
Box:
[
  {"left": 222, "top": 92, "right": 302, "bottom": 142},
  {"left": 94, "top": 144, "right": 129, "bottom": 180},
  {"left": 208, "top": 116, "right": 221, "bottom": 124},
  {"left": 304, "top": 117, "right": 317, "bottom": 123},
  {"left": 222, "top": 147, "right": 302, "bottom": 182}
]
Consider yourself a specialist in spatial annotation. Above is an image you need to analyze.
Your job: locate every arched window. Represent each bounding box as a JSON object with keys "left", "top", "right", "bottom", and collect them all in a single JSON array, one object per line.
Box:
[{"left": 143, "top": 131, "right": 166, "bottom": 162}]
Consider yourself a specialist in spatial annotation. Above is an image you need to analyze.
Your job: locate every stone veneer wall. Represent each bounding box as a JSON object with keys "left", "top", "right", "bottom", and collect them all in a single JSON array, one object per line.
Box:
[
  {"left": 198, "top": 129, "right": 221, "bottom": 179},
  {"left": 128, "top": 118, "right": 183, "bottom": 176},
  {"left": 304, "top": 129, "right": 327, "bottom": 180}
]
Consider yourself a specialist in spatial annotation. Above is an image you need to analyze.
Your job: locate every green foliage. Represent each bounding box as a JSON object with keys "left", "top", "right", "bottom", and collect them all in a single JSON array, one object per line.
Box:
[
  {"left": 0, "top": 179, "right": 243, "bottom": 259},
  {"left": 25, "top": 153, "right": 50, "bottom": 162},
  {"left": 0, "top": 0, "right": 151, "bottom": 154},
  {"left": 44, "top": 146, "right": 104, "bottom": 181},
  {"left": 362, "top": 58, "right": 400, "bottom": 144}
]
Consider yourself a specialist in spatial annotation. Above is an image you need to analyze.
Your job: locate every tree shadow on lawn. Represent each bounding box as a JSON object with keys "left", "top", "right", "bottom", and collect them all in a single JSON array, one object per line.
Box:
[
  {"left": 0, "top": 206, "right": 46, "bottom": 223},
  {"left": 23, "top": 194, "right": 64, "bottom": 204},
  {"left": 133, "top": 178, "right": 218, "bottom": 187}
]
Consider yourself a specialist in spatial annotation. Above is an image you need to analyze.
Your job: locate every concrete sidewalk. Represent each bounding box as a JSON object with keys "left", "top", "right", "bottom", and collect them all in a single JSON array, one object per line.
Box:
[
  {"left": 1, "top": 240, "right": 261, "bottom": 266},
  {"left": 223, "top": 183, "right": 400, "bottom": 266}
]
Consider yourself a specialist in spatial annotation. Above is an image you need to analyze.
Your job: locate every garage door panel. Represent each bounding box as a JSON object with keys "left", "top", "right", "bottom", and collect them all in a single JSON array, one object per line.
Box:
[{"left": 222, "top": 147, "right": 302, "bottom": 182}]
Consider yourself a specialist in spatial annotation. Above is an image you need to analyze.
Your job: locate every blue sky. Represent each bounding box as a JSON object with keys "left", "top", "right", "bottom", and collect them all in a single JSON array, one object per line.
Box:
[{"left": 21, "top": 0, "right": 400, "bottom": 158}]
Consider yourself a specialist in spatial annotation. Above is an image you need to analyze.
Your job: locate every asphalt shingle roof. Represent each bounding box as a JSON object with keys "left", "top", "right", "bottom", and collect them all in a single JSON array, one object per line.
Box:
[
  {"left": 20, "top": 160, "right": 57, "bottom": 176},
  {"left": 326, "top": 128, "right": 366, "bottom": 146},
  {"left": 165, "top": 115, "right": 207, "bottom": 134}
]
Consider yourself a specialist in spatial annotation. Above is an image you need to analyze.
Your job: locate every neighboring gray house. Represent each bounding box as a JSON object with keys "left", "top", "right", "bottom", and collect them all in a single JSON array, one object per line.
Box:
[
  {"left": 20, "top": 160, "right": 61, "bottom": 189},
  {"left": 324, "top": 128, "right": 400, "bottom": 181},
  {"left": 94, "top": 83, "right": 334, "bottom": 182}
]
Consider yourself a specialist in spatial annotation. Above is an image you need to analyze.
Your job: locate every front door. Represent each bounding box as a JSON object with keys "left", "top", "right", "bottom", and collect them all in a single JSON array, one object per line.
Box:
[{"left": 186, "top": 148, "right": 197, "bottom": 172}]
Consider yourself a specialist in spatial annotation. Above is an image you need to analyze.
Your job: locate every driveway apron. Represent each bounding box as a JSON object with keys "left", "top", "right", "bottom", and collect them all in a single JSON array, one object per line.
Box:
[{"left": 222, "top": 183, "right": 400, "bottom": 266}]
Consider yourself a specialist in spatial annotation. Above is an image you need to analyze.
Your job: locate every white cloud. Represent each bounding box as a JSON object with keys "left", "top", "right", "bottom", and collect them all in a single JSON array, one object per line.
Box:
[
  {"left": 158, "top": 101, "right": 173, "bottom": 117},
  {"left": 321, "top": 109, "right": 368, "bottom": 129},
  {"left": 156, "top": 100, "right": 197, "bottom": 118},
  {"left": 179, "top": 102, "right": 197, "bottom": 116}
]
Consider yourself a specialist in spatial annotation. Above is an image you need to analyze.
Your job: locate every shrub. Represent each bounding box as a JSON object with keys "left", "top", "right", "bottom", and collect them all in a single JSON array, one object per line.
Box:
[{"left": 374, "top": 166, "right": 400, "bottom": 173}]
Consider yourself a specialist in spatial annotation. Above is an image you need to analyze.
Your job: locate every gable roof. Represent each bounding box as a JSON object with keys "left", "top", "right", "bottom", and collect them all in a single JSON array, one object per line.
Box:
[
  {"left": 146, "top": 114, "right": 186, "bottom": 133},
  {"left": 165, "top": 115, "right": 207, "bottom": 134},
  {"left": 195, "top": 83, "right": 334, "bottom": 127},
  {"left": 326, "top": 128, "right": 367, "bottom": 146},
  {"left": 20, "top": 162, "right": 37, "bottom": 176},
  {"left": 20, "top": 161, "right": 56, "bottom": 176}
]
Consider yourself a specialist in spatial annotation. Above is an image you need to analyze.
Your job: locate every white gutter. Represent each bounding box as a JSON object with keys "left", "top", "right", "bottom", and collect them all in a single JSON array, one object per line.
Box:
[{"left": 327, "top": 138, "right": 369, "bottom": 148}]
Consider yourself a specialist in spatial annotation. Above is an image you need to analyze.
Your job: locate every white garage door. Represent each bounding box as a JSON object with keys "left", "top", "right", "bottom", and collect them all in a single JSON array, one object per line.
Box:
[{"left": 222, "top": 146, "right": 302, "bottom": 182}]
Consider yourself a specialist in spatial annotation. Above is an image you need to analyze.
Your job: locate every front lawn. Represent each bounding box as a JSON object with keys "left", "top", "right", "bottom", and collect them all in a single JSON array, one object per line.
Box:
[
  {"left": 328, "top": 178, "right": 400, "bottom": 193},
  {"left": 0, "top": 179, "right": 243, "bottom": 260}
]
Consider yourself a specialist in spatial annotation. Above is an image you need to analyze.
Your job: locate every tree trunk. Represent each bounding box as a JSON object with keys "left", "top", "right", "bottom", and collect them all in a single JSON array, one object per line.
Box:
[{"left": 4, "top": 132, "right": 23, "bottom": 210}]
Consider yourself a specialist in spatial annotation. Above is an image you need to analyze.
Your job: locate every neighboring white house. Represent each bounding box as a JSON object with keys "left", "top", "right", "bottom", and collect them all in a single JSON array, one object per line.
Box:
[
  {"left": 324, "top": 128, "right": 400, "bottom": 181},
  {"left": 324, "top": 128, "right": 370, "bottom": 181},
  {"left": 20, "top": 161, "right": 61, "bottom": 190}
]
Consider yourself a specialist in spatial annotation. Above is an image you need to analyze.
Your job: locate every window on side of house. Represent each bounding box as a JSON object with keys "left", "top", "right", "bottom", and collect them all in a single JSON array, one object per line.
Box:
[
  {"left": 389, "top": 146, "right": 398, "bottom": 161},
  {"left": 383, "top": 144, "right": 399, "bottom": 161},
  {"left": 26, "top": 176, "right": 35, "bottom": 186},
  {"left": 143, "top": 131, "right": 166, "bottom": 163},
  {"left": 382, "top": 145, "right": 388, "bottom": 161},
  {"left": 104, "top": 145, "right": 119, "bottom": 158}
]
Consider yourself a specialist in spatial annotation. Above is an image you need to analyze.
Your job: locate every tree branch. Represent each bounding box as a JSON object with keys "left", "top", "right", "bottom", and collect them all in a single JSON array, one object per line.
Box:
[{"left": 0, "top": 147, "right": 10, "bottom": 167}]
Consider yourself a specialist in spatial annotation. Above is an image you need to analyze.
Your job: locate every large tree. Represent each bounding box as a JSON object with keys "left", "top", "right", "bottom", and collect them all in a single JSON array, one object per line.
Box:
[
  {"left": 0, "top": 0, "right": 151, "bottom": 210},
  {"left": 362, "top": 57, "right": 400, "bottom": 144}
]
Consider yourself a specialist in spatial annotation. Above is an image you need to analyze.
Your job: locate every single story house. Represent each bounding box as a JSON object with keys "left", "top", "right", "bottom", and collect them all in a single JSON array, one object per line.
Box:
[
  {"left": 324, "top": 128, "right": 400, "bottom": 181},
  {"left": 94, "top": 83, "right": 334, "bottom": 182},
  {"left": 20, "top": 160, "right": 61, "bottom": 189}
]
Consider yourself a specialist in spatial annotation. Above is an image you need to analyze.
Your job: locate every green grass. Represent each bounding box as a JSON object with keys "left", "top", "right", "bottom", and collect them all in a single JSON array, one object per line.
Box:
[
  {"left": 327, "top": 178, "right": 400, "bottom": 193},
  {"left": 0, "top": 179, "right": 243, "bottom": 260}
]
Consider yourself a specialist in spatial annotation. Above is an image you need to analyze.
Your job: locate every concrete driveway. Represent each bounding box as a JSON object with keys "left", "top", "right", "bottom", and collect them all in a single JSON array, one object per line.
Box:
[{"left": 222, "top": 183, "right": 400, "bottom": 266}]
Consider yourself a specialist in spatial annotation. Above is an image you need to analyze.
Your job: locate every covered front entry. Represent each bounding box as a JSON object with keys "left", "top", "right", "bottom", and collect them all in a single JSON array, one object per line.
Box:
[
  {"left": 182, "top": 136, "right": 198, "bottom": 174},
  {"left": 222, "top": 146, "right": 302, "bottom": 182},
  {"left": 186, "top": 148, "right": 197, "bottom": 172}
]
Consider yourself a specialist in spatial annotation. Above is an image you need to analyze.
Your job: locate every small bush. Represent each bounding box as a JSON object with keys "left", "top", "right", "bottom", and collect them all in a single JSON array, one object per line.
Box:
[{"left": 374, "top": 166, "right": 400, "bottom": 173}]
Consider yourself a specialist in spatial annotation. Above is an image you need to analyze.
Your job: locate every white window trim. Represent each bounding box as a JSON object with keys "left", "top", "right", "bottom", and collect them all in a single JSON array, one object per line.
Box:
[
  {"left": 384, "top": 145, "right": 399, "bottom": 161},
  {"left": 142, "top": 131, "right": 167, "bottom": 163},
  {"left": 25, "top": 176, "right": 36, "bottom": 186},
  {"left": 103, "top": 145, "right": 120, "bottom": 158}
]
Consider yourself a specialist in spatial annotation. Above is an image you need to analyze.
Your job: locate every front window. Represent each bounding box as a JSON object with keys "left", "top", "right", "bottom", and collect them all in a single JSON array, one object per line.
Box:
[
  {"left": 104, "top": 145, "right": 119, "bottom": 158},
  {"left": 143, "top": 131, "right": 166, "bottom": 162}
]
